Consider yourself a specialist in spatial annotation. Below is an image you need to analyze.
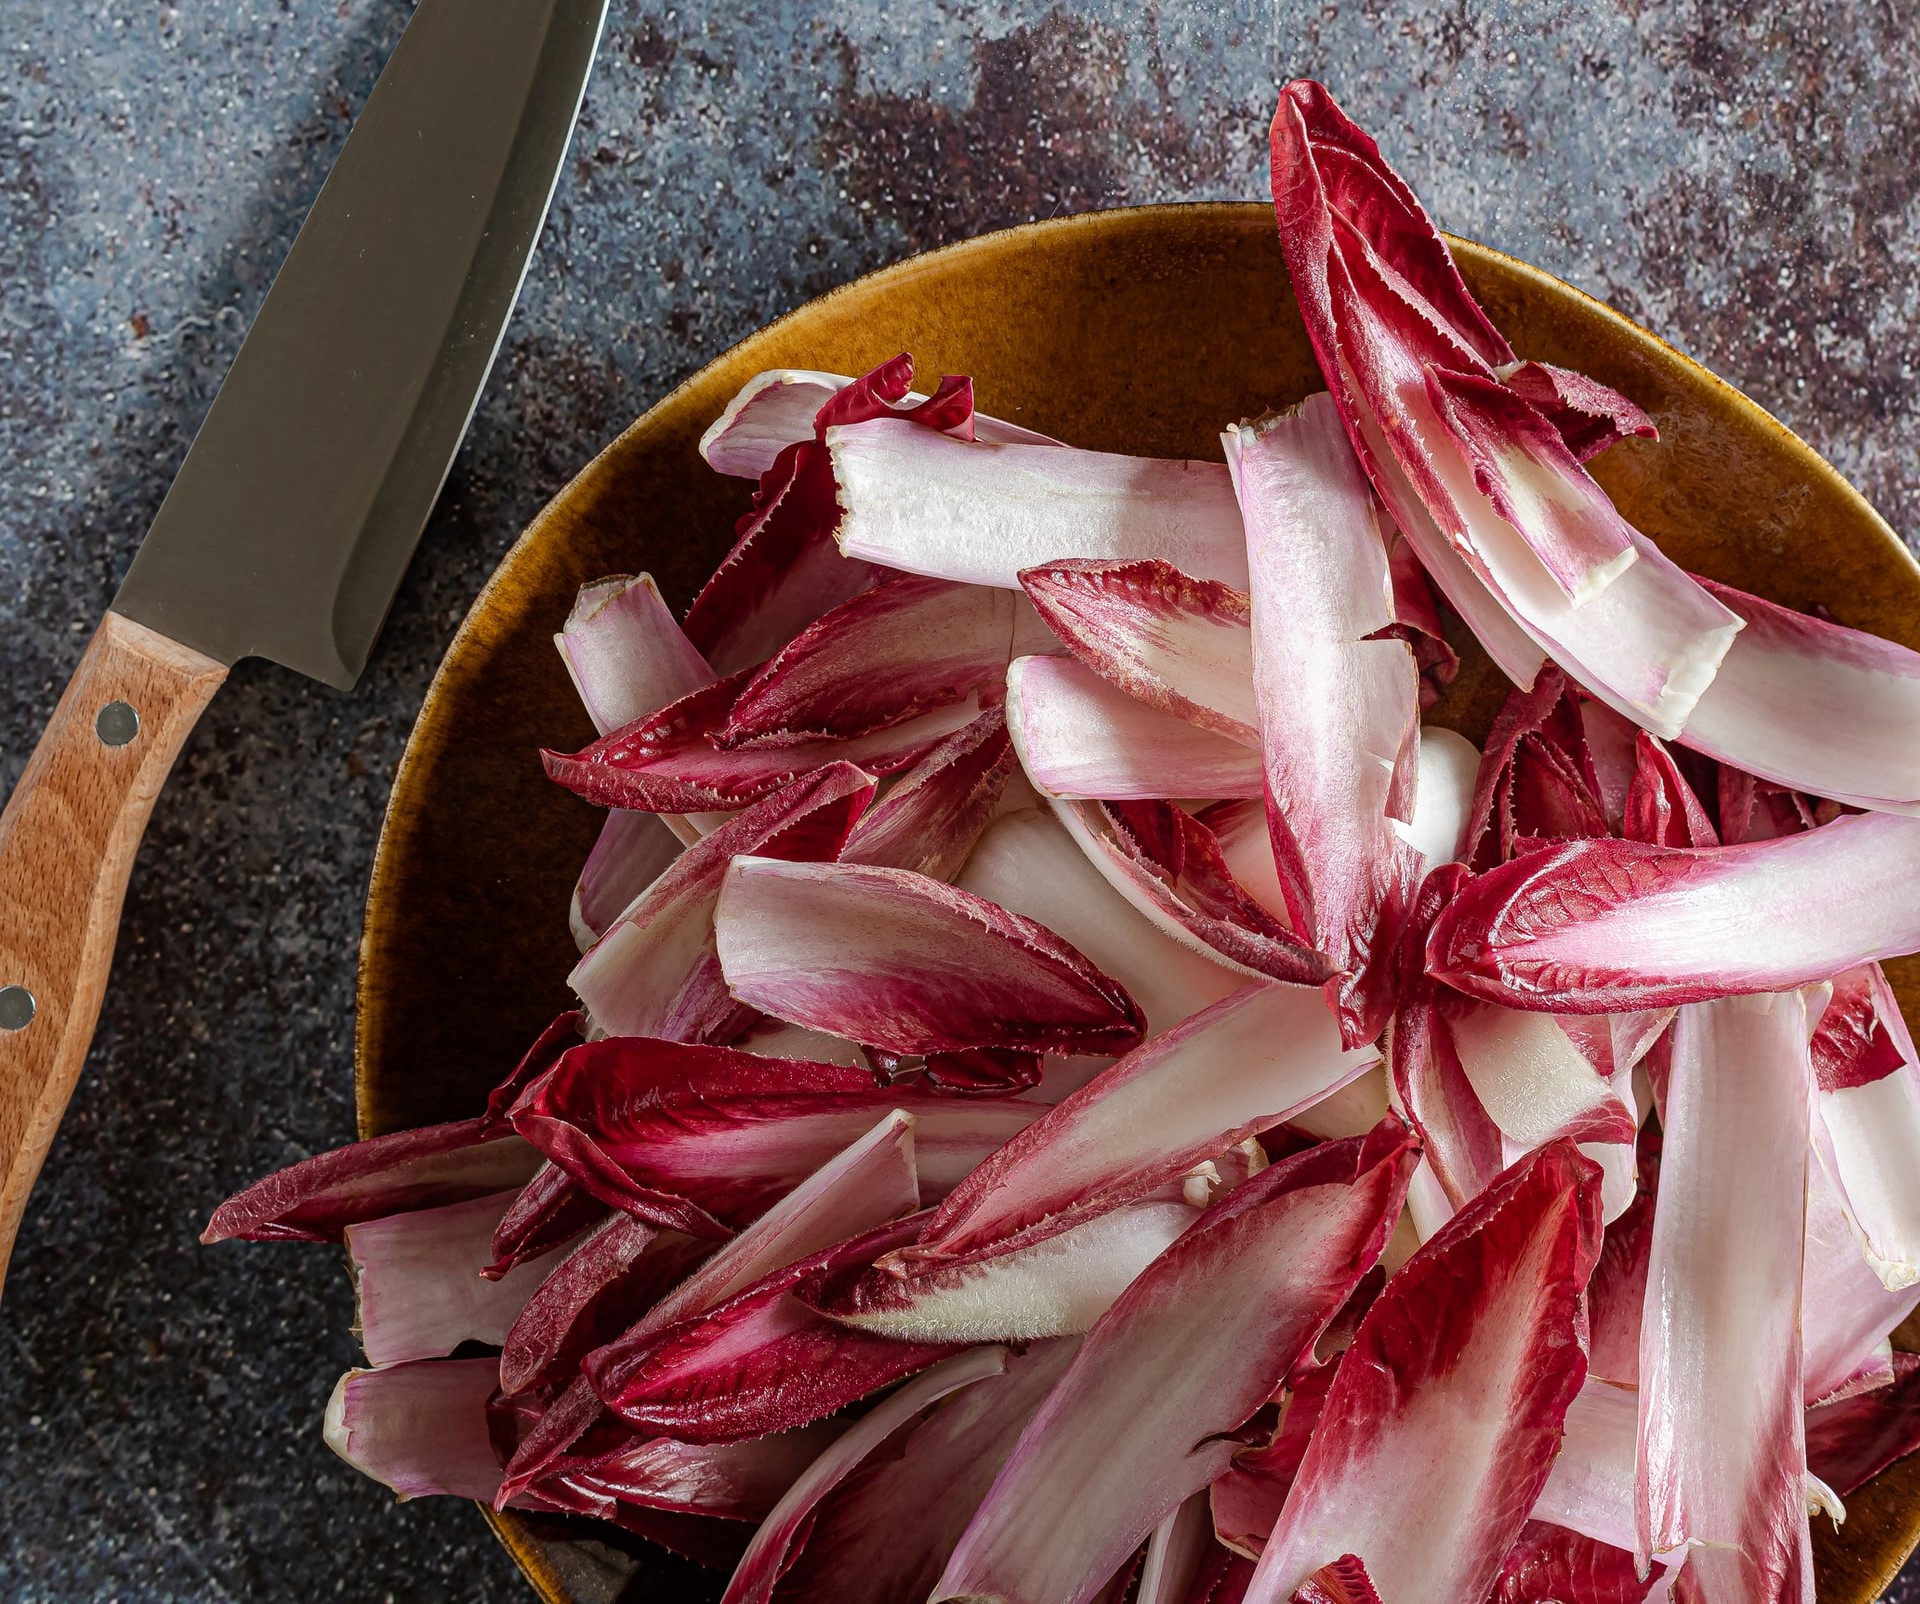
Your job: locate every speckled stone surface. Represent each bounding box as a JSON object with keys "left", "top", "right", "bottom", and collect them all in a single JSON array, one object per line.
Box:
[{"left": 1, "top": 2, "right": 1916, "bottom": 1599}]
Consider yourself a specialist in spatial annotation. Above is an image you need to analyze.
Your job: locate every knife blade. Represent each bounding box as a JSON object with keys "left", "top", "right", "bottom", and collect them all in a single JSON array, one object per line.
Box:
[{"left": 0, "top": 0, "right": 609, "bottom": 1295}]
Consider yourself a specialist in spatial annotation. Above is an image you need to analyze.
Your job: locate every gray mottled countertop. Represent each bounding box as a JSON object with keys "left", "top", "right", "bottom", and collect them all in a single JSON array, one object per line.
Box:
[{"left": 1, "top": 2, "right": 1916, "bottom": 1599}]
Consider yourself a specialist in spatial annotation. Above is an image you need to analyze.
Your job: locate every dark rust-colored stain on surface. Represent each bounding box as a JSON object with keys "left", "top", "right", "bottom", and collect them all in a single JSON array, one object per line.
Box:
[
  {"left": 1615, "top": 2, "right": 1920, "bottom": 542},
  {"left": 819, "top": 9, "right": 1238, "bottom": 253}
]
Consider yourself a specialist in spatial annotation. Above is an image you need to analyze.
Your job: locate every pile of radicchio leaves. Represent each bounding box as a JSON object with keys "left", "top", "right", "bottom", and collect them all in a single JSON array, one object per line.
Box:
[{"left": 204, "top": 82, "right": 1920, "bottom": 1604}]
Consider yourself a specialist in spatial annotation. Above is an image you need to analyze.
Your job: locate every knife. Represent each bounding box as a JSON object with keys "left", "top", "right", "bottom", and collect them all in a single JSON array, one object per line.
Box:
[{"left": 0, "top": 0, "right": 610, "bottom": 1296}]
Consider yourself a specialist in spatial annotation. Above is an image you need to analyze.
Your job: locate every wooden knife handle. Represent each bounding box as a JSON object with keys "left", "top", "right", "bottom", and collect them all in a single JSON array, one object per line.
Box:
[{"left": 0, "top": 611, "right": 227, "bottom": 1295}]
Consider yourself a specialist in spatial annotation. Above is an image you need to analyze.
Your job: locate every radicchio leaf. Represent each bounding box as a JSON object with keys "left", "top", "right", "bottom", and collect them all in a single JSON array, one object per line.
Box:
[
  {"left": 572, "top": 809, "right": 686, "bottom": 949},
  {"left": 1007, "top": 653, "right": 1265, "bottom": 801},
  {"left": 934, "top": 1125, "right": 1418, "bottom": 1604},
  {"left": 839, "top": 707, "right": 1016, "bottom": 880},
  {"left": 1225, "top": 394, "right": 1423, "bottom": 1045},
  {"left": 1813, "top": 962, "right": 1920, "bottom": 1290},
  {"left": 325, "top": 1357, "right": 508, "bottom": 1503},
  {"left": 543, "top": 668, "right": 974, "bottom": 814},
  {"left": 802, "top": 1197, "right": 1201, "bottom": 1343},
  {"left": 1287, "top": 1556, "right": 1383, "bottom": 1604},
  {"left": 347, "top": 1190, "right": 566, "bottom": 1368},
  {"left": 830, "top": 418, "right": 1251, "bottom": 590},
  {"left": 713, "top": 856, "right": 1146, "bottom": 1057},
  {"left": 1019, "top": 557, "right": 1259, "bottom": 744},
  {"left": 1427, "top": 812, "right": 1920, "bottom": 1013},
  {"left": 718, "top": 573, "right": 1054, "bottom": 748},
  {"left": 1050, "top": 798, "right": 1335, "bottom": 986},
  {"left": 698, "top": 360, "right": 1057, "bottom": 480},
  {"left": 1621, "top": 730, "right": 1718, "bottom": 849},
  {"left": 202, "top": 1119, "right": 540, "bottom": 1245},
  {"left": 1495, "top": 360, "right": 1659, "bottom": 464},
  {"left": 586, "top": 1215, "right": 963, "bottom": 1444},
  {"left": 718, "top": 1345, "right": 1012, "bottom": 1604},
  {"left": 908, "top": 981, "right": 1376, "bottom": 1266},
  {"left": 556, "top": 573, "right": 716, "bottom": 738},
  {"left": 1682, "top": 575, "right": 1920, "bottom": 813},
  {"left": 498, "top": 1215, "right": 710, "bottom": 1396},
  {"left": 1806, "top": 1351, "right": 1920, "bottom": 1498},
  {"left": 568, "top": 761, "right": 874, "bottom": 1041},
  {"left": 1246, "top": 1140, "right": 1603, "bottom": 1603},
  {"left": 752, "top": 1336, "right": 1082, "bottom": 1604},
  {"left": 487, "top": 1160, "right": 609, "bottom": 1278},
  {"left": 687, "top": 437, "right": 880, "bottom": 677},
  {"left": 1637, "top": 992, "right": 1814, "bottom": 1598},
  {"left": 957, "top": 808, "right": 1249, "bottom": 1037},
  {"left": 1489, "top": 1520, "right": 1659, "bottom": 1604},
  {"left": 1269, "top": 80, "right": 1743, "bottom": 735},
  {"left": 512, "top": 1036, "right": 1038, "bottom": 1234}
]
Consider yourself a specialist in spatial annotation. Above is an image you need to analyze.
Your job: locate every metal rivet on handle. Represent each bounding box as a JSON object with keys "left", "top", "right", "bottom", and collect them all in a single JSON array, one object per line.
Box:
[
  {"left": 0, "top": 987, "right": 35, "bottom": 1032},
  {"left": 96, "top": 701, "right": 140, "bottom": 747}
]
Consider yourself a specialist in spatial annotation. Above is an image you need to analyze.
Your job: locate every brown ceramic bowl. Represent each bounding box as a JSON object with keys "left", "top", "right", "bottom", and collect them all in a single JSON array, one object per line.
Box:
[{"left": 353, "top": 202, "right": 1920, "bottom": 1604}]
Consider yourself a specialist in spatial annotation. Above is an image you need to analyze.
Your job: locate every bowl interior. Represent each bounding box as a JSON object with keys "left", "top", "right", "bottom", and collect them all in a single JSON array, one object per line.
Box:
[{"left": 354, "top": 202, "right": 1920, "bottom": 1604}]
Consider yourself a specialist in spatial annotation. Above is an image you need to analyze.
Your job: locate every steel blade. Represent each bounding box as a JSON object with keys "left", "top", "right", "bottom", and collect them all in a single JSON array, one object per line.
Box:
[{"left": 113, "top": 0, "right": 608, "bottom": 690}]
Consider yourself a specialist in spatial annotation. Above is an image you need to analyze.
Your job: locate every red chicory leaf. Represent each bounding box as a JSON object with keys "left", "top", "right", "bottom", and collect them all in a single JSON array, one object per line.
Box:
[
  {"left": 498, "top": 1215, "right": 710, "bottom": 1396},
  {"left": 1287, "top": 1555, "right": 1383, "bottom": 1604},
  {"left": 571, "top": 809, "right": 686, "bottom": 948},
  {"left": 556, "top": 572, "right": 716, "bottom": 738},
  {"left": 830, "top": 418, "right": 1251, "bottom": 589},
  {"left": 1489, "top": 1520, "right": 1660, "bottom": 1604},
  {"left": 513, "top": 1035, "right": 1038, "bottom": 1234},
  {"left": 718, "top": 573, "right": 1054, "bottom": 748},
  {"left": 348, "top": 1189, "right": 567, "bottom": 1368},
  {"left": 483, "top": 1011, "right": 585, "bottom": 1131},
  {"left": 486, "top": 1161, "right": 609, "bottom": 1279},
  {"left": 933, "top": 1125, "right": 1417, "bottom": 1604},
  {"left": 1621, "top": 729, "right": 1718, "bottom": 848},
  {"left": 1806, "top": 1351, "right": 1920, "bottom": 1498},
  {"left": 713, "top": 855, "right": 1146, "bottom": 1057},
  {"left": 1018, "top": 557, "right": 1259, "bottom": 744},
  {"left": 763, "top": 1337, "right": 1082, "bottom": 1604},
  {"left": 587, "top": 1214, "right": 963, "bottom": 1443},
  {"left": 543, "top": 666, "right": 975, "bottom": 814},
  {"left": 839, "top": 707, "right": 1016, "bottom": 881},
  {"left": 569, "top": 761, "right": 874, "bottom": 1042},
  {"left": 202, "top": 1118, "right": 541, "bottom": 1245},
  {"left": 1007, "top": 653, "right": 1265, "bottom": 801},
  {"left": 1245, "top": 1140, "right": 1603, "bottom": 1603},
  {"left": 1270, "top": 79, "right": 1741, "bottom": 726},
  {"left": 684, "top": 439, "right": 881, "bottom": 678},
  {"left": 325, "top": 1357, "right": 509, "bottom": 1503},
  {"left": 957, "top": 807, "right": 1249, "bottom": 1038},
  {"left": 1050, "top": 798, "right": 1336, "bottom": 987},
  {"left": 1681, "top": 574, "right": 1920, "bottom": 813},
  {"left": 698, "top": 358, "right": 1057, "bottom": 480},
  {"left": 910, "top": 981, "right": 1377, "bottom": 1266},
  {"left": 1813, "top": 963, "right": 1920, "bottom": 1290},
  {"left": 1225, "top": 394, "right": 1423, "bottom": 1045},
  {"left": 802, "top": 1197, "right": 1202, "bottom": 1343},
  {"left": 1427, "top": 812, "right": 1920, "bottom": 1013},
  {"left": 1496, "top": 360, "right": 1659, "bottom": 464},
  {"left": 1637, "top": 992, "right": 1814, "bottom": 1598},
  {"left": 528, "top": 1421, "right": 840, "bottom": 1526},
  {"left": 719, "top": 1345, "right": 1012, "bottom": 1604}
]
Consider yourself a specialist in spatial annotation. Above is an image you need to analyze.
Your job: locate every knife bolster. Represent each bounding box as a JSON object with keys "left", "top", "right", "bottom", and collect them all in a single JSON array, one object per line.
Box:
[{"left": 0, "top": 610, "right": 227, "bottom": 1295}]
